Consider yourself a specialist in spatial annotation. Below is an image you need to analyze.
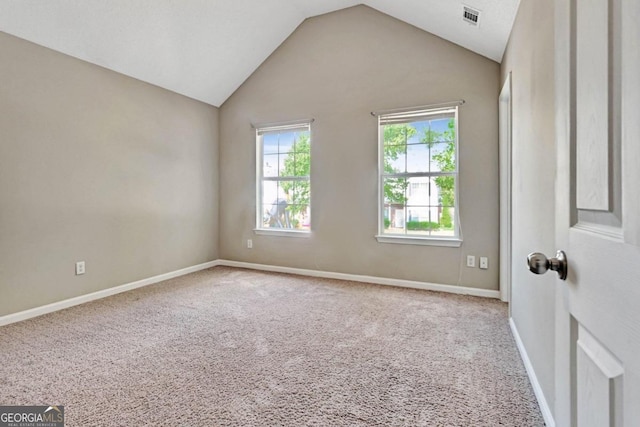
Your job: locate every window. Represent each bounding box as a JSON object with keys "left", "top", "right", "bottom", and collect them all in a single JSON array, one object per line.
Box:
[
  {"left": 376, "top": 106, "right": 460, "bottom": 245},
  {"left": 256, "top": 122, "right": 311, "bottom": 234}
]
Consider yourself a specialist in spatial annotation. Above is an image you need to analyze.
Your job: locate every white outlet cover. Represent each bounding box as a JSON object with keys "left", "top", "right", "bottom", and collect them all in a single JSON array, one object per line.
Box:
[
  {"left": 75, "top": 261, "right": 85, "bottom": 275},
  {"left": 466, "top": 255, "right": 476, "bottom": 267}
]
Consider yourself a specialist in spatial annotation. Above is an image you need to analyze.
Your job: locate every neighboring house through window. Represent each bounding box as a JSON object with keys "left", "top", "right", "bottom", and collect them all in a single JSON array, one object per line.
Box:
[
  {"left": 256, "top": 121, "right": 311, "bottom": 235},
  {"left": 376, "top": 105, "right": 461, "bottom": 246}
]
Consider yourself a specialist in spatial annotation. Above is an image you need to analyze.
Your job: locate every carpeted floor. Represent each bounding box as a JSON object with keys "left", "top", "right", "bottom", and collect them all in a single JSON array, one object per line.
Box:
[{"left": 0, "top": 267, "right": 544, "bottom": 426}]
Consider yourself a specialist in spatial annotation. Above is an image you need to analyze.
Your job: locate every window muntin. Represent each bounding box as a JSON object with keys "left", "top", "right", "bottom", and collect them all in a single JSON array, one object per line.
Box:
[
  {"left": 378, "top": 107, "right": 459, "bottom": 239},
  {"left": 256, "top": 123, "right": 311, "bottom": 232}
]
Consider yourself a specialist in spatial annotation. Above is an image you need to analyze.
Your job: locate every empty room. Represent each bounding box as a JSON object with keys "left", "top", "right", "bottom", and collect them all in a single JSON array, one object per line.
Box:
[{"left": 1, "top": 0, "right": 639, "bottom": 426}]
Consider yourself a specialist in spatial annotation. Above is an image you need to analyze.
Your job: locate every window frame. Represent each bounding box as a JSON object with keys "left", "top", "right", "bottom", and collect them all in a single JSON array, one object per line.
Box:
[
  {"left": 255, "top": 120, "right": 312, "bottom": 237},
  {"left": 375, "top": 106, "right": 462, "bottom": 247}
]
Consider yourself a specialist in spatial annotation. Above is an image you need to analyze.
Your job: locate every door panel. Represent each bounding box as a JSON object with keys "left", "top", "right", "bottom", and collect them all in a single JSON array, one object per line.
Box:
[
  {"left": 576, "top": 325, "right": 624, "bottom": 427},
  {"left": 555, "top": 0, "right": 640, "bottom": 425},
  {"left": 576, "top": 0, "right": 609, "bottom": 211}
]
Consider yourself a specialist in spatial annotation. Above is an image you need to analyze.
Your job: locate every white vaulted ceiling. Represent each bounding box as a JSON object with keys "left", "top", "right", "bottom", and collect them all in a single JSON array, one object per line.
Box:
[{"left": 0, "top": 0, "right": 520, "bottom": 107}]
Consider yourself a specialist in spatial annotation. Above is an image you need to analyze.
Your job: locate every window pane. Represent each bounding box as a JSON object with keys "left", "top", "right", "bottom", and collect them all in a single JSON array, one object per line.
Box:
[
  {"left": 279, "top": 152, "right": 300, "bottom": 177},
  {"left": 262, "top": 179, "right": 288, "bottom": 229},
  {"left": 434, "top": 175, "right": 455, "bottom": 208},
  {"left": 263, "top": 200, "right": 290, "bottom": 228},
  {"left": 263, "top": 154, "right": 279, "bottom": 177},
  {"left": 383, "top": 124, "right": 415, "bottom": 175},
  {"left": 406, "top": 177, "right": 430, "bottom": 204},
  {"left": 261, "top": 205, "right": 272, "bottom": 228},
  {"left": 384, "top": 149, "right": 407, "bottom": 173},
  {"left": 263, "top": 134, "right": 279, "bottom": 155},
  {"left": 263, "top": 180, "right": 310, "bottom": 230},
  {"left": 383, "top": 145, "right": 406, "bottom": 174},
  {"left": 383, "top": 124, "right": 416, "bottom": 146},
  {"left": 262, "top": 181, "right": 281, "bottom": 207},
  {"left": 281, "top": 134, "right": 310, "bottom": 177},
  {"left": 406, "top": 206, "right": 435, "bottom": 235},
  {"left": 287, "top": 204, "right": 310, "bottom": 230},
  {"left": 407, "top": 205, "right": 433, "bottom": 230},
  {"left": 277, "top": 133, "right": 294, "bottom": 154},
  {"left": 289, "top": 181, "right": 310, "bottom": 205},
  {"left": 429, "top": 142, "right": 456, "bottom": 173},
  {"left": 430, "top": 117, "right": 454, "bottom": 138},
  {"left": 292, "top": 133, "right": 311, "bottom": 154},
  {"left": 405, "top": 143, "right": 429, "bottom": 173},
  {"left": 383, "top": 176, "right": 407, "bottom": 235},
  {"left": 382, "top": 204, "right": 406, "bottom": 234},
  {"left": 433, "top": 174, "right": 456, "bottom": 234},
  {"left": 434, "top": 207, "right": 455, "bottom": 236},
  {"left": 383, "top": 177, "right": 407, "bottom": 205}
]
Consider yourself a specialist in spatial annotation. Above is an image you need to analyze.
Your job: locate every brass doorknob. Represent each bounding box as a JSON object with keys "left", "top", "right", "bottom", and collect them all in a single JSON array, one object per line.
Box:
[{"left": 527, "top": 251, "right": 568, "bottom": 280}]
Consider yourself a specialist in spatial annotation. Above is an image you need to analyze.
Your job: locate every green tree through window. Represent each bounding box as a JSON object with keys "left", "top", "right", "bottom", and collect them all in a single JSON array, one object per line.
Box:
[
  {"left": 378, "top": 106, "right": 459, "bottom": 240},
  {"left": 383, "top": 124, "right": 415, "bottom": 204},
  {"left": 257, "top": 123, "right": 311, "bottom": 232},
  {"left": 423, "top": 119, "right": 456, "bottom": 229},
  {"left": 280, "top": 133, "right": 310, "bottom": 219}
]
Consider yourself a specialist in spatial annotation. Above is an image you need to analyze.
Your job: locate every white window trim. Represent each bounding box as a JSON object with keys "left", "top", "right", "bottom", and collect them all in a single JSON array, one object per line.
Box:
[
  {"left": 375, "top": 235, "right": 462, "bottom": 247},
  {"left": 376, "top": 106, "right": 462, "bottom": 246},
  {"left": 255, "top": 120, "right": 312, "bottom": 236},
  {"left": 254, "top": 229, "right": 312, "bottom": 238}
]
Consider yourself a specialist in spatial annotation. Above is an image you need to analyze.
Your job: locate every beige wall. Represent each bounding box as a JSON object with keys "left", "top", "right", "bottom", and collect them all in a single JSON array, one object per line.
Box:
[
  {"left": 0, "top": 32, "right": 219, "bottom": 317},
  {"left": 220, "top": 6, "right": 501, "bottom": 289},
  {"left": 501, "top": 0, "right": 556, "bottom": 415}
]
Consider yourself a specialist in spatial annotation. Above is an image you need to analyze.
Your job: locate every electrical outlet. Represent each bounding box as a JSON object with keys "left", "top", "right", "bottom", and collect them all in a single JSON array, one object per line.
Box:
[
  {"left": 480, "top": 257, "right": 489, "bottom": 269},
  {"left": 466, "top": 255, "right": 476, "bottom": 268},
  {"left": 247, "top": 239, "right": 253, "bottom": 249},
  {"left": 75, "top": 261, "right": 85, "bottom": 275}
]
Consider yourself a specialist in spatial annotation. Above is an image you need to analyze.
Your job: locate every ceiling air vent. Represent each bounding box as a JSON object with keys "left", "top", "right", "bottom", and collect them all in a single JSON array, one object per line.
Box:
[{"left": 463, "top": 6, "right": 480, "bottom": 26}]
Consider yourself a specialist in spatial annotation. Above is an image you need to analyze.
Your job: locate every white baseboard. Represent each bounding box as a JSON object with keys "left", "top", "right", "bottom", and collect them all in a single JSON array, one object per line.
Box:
[
  {"left": 509, "top": 318, "right": 556, "bottom": 427},
  {"left": 0, "top": 260, "right": 221, "bottom": 327},
  {"left": 217, "top": 259, "right": 500, "bottom": 299},
  {"left": 1, "top": 258, "right": 499, "bottom": 328}
]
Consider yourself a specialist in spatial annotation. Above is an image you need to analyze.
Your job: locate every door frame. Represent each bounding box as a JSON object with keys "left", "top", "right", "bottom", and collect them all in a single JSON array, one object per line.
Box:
[{"left": 499, "top": 72, "right": 513, "bottom": 305}]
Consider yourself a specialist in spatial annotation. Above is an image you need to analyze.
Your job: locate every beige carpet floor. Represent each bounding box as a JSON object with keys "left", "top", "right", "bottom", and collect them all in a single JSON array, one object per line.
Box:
[{"left": 0, "top": 267, "right": 544, "bottom": 426}]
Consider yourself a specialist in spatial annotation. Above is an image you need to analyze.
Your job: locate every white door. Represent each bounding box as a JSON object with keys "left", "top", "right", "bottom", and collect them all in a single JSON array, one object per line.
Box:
[{"left": 554, "top": 0, "right": 640, "bottom": 425}]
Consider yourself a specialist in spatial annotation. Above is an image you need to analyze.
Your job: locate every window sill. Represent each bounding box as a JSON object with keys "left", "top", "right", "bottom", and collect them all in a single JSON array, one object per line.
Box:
[
  {"left": 254, "top": 229, "right": 312, "bottom": 238},
  {"left": 375, "top": 235, "right": 462, "bottom": 247}
]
